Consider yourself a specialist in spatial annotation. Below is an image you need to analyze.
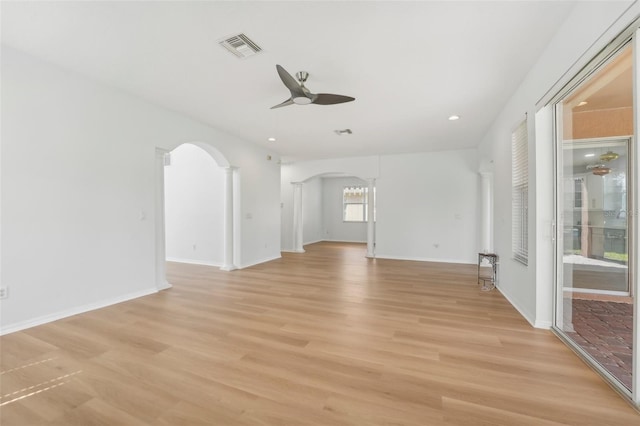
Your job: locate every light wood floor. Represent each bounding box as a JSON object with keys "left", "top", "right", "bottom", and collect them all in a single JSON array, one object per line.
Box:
[{"left": 1, "top": 242, "right": 638, "bottom": 425}]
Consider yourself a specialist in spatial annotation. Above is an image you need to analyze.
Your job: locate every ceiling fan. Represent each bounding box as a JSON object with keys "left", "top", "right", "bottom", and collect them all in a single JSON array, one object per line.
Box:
[{"left": 270, "top": 64, "right": 355, "bottom": 109}]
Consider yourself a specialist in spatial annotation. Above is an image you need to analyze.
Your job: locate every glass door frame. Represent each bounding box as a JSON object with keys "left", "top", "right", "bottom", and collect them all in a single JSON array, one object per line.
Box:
[{"left": 551, "top": 33, "right": 639, "bottom": 406}]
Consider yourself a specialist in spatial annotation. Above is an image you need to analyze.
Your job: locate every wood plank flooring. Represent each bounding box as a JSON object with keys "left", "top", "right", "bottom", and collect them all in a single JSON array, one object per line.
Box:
[{"left": 1, "top": 241, "right": 638, "bottom": 425}]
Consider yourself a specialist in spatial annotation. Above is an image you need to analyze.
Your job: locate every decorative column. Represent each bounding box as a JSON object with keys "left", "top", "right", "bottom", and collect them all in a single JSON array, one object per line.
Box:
[
  {"left": 479, "top": 172, "right": 494, "bottom": 253},
  {"left": 292, "top": 182, "right": 305, "bottom": 253},
  {"left": 221, "top": 167, "right": 237, "bottom": 271},
  {"left": 154, "top": 148, "right": 171, "bottom": 290},
  {"left": 366, "top": 178, "right": 376, "bottom": 258}
]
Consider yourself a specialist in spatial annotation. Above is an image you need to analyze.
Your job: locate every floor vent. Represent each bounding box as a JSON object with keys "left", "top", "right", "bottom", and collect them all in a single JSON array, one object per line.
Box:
[{"left": 219, "top": 33, "right": 262, "bottom": 59}]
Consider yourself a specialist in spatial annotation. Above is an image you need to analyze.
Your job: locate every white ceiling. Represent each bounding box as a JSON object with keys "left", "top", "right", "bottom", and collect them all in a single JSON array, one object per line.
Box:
[{"left": 1, "top": 1, "right": 577, "bottom": 162}]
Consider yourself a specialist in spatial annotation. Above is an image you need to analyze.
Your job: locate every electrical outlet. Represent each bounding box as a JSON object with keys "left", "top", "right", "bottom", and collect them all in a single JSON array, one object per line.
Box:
[{"left": 0, "top": 287, "right": 8, "bottom": 299}]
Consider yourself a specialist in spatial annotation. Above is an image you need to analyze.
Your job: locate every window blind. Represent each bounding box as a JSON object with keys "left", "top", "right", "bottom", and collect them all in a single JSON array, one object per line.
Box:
[
  {"left": 343, "top": 186, "right": 368, "bottom": 222},
  {"left": 512, "top": 119, "right": 528, "bottom": 265}
]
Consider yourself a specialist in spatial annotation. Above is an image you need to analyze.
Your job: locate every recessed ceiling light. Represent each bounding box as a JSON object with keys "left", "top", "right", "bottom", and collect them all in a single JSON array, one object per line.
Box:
[
  {"left": 578, "top": 101, "right": 588, "bottom": 106},
  {"left": 585, "top": 153, "right": 595, "bottom": 157},
  {"left": 448, "top": 115, "right": 460, "bottom": 121},
  {"left": 267, "top": 137, "right": 276, "bottom": 142}
]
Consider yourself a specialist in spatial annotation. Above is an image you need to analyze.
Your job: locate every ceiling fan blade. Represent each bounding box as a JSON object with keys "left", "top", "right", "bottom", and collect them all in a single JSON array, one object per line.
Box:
[
  {"left": 270, "top": 98, "right": 294, "bottom": 109},
  {"left": 276, "top": 65, "right": 306, "bottom": 98},
  {"left": 312, "top": 93, "right": 355, "bottom": 105}
]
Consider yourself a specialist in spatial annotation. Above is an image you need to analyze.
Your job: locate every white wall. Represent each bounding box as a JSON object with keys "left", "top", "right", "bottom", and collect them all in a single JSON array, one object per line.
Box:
[
  {"left": 477, "top": 1, "right": 637, "bottom": 327},
  {"left": 1, "top": 47, "right": 281, "bottom": 334},
  {"left": 322, "top": 177, "right": 367, "bottom": 243},
  {"left": 302, "top": 177, "right": 323, "bottom": 245},
  {"left": 282, "top": 149, "right": 479, "bottom": 263},
  {"left": 281, "top": 157, "right": 379, "bottom": 252},
  {"left": 376, "top": 150, "right": 479, "bottom": 264},
  {"left": 286, "top": 156, "right": 379, "bottom": 183},
  {"left": 164, "top": 143, "right": 224, "bottom": 266}
]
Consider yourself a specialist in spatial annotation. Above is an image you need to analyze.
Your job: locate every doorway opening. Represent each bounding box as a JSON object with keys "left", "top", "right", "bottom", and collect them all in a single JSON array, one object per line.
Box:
[
  {"left": 164, "top": 143, "right": 225, "bottom": 267},
  {"left": 154, "top": 142, "right": 237, "bottom": 290},
  {"left": 554, "top": 42, "right": 635, "bottom": 395}
]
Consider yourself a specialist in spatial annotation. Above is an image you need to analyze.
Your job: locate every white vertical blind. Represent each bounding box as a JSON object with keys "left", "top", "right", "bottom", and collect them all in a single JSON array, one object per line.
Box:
[{"left": 512, "top": 118, "right": 528, "bottom": 265}]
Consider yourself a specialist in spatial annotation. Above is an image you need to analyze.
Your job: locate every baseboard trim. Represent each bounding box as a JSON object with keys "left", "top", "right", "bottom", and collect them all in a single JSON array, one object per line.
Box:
[
  {"left": 321, "top": 239, "right": 367, "bottom": 244},
  {"left": 0, "top": 287, "right": 159, "bottom": 336},
  {"left": 494, "top": 285, "right": 537, "bottom": 328},
  {"left": 374, "top": 253, "right": 475, "bottom": 265},
  {"left": 220, "top": 265, "right": 238, "bottom": 271},
  {"left": 157, "top": 280, "right": 172, "bottom": 291},
  {"left": 534, "top": 319, "right": 553, "bottom": 329},
  {"left": 239, "top": 254, "right": 282, "bottom": 269},
  {"left": 303, "top": 239, "right": 324, "bottom": 246},
  {"left": 166, "top": 257, "right": 222, "bottom": 267}
]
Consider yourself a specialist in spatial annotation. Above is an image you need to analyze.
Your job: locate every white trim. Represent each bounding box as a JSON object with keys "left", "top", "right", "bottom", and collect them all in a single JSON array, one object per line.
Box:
[
  {"left": 536, "top": 3, "right": 640, "bottom": 109},
  {"left": 562, "top": 287, "right": 630, "bottom": 297},
  {"left": 534, "top": 319, "right": 553, "bottom": 329},
  {"left": 155, "top": 147, "right": 169, "bottom": 291},
  {"left": 633, "top": 26, "right": 640, "bottom": 409},
  {"left": 374, "top": 253, "right": 475, "bottom": 265},
  {"left": 157, "top": 280, "right": 172, "bottom": 291},
  {"left": 166, "top": 257, "right": 223, "bottom": 267},
  {"left": 303, "top": 239, "right": 324, "bottom": 246},
  {"left": 495, "top": 285, "right": 537, "bottom": 328},
  {"left": 220, "top": 265, "right": 238, "bottom": 272},
  {"left": 238, "top": 254, "right": 282, "bottom": 269},
  {"left": 0, "top": 287, "right": 159, "bottom": 336},
  {"left": 322, "top": 239, "right": 366, "bottom": 244}
]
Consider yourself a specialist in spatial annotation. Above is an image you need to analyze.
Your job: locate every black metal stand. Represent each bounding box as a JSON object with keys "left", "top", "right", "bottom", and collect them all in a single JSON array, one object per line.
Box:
[{"left": 477, "top": 253, "right": 498, "bottom": 291}]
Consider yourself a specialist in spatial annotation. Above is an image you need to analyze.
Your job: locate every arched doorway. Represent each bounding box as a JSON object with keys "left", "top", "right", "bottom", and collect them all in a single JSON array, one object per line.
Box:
[
  {"left": 154, "top": 142, "right": 238, "bottom": 290},
  {"left": 164, "top": 144, "right": 225, "bottom": 266},
  {"left": 284, "top": 172, "right": 376, "bottom": 258}
]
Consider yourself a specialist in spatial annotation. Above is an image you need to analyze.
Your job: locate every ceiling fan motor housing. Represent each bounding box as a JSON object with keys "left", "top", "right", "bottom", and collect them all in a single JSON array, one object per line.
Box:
[{"left": 295, "top": 71, "right": 309, "bottom": 83}]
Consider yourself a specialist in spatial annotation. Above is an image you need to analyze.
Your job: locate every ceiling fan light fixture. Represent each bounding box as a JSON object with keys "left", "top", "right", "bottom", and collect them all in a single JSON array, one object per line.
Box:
[
  {"left": 600, "top": 151, "right": 619, "bottom": 162},
  {"left": 587, "top": 163, "right": 612, "bottom": 176},
  {"left": 592, "top": 166, "right": 611, "bottom": 176},
  {"left": 270, "top": 65, "right": 355, "bottom": 109},
  {"left": 292, "top": 96, "right": 312, "bottom": 105}
]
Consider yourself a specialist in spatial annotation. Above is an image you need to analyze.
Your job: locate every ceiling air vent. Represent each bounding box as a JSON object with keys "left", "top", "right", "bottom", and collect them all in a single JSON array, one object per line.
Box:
[
  {"left": 334, "top": 129, "right": 353, "bottom": 136},
  {"left": 219, "top": 33, "right": 262, "bottom": 59}
]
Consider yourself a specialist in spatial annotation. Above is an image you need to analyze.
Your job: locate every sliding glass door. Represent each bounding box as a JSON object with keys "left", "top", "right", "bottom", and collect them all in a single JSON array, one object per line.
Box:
[{"left": 554, "top": 42, "right": 635, "bottom": 396}]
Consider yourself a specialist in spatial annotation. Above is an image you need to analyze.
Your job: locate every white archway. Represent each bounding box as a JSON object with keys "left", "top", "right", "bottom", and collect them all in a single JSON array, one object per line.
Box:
[
  {"left": 289, "top": 172, "right": 376, "bottom": 258},
  {"left": 154, "top": 141, "right": 239, "bottom": 291}
]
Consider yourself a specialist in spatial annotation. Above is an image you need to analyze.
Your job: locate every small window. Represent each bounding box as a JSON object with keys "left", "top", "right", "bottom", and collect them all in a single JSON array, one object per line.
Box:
[
  {"left": 343, "top": 186, "right": 368, "bottom": 222},
  {"left": 574, "top": 177, "right": 584, "bottom": 209},
  {"left": 512, "top": 118, "right": 528, "bottom": 265}
]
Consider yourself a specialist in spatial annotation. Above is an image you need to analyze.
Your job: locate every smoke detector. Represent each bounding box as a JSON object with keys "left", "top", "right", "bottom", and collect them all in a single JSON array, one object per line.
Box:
[{"left": 219, "top": 33, "right": 262, "bottom": 59}]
